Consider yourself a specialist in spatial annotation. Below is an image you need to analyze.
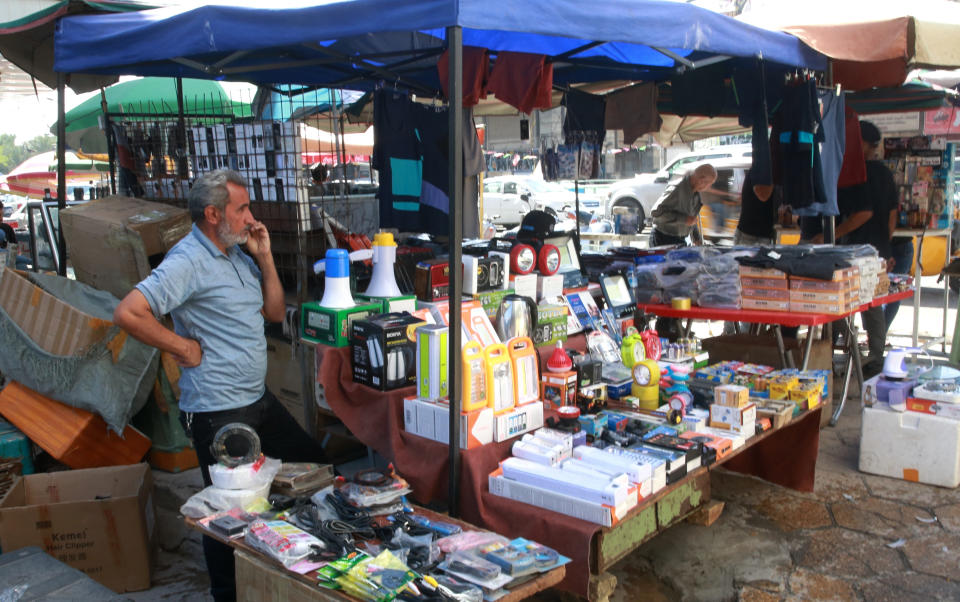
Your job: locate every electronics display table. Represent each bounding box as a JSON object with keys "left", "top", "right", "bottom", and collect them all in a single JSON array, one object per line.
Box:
[
  {"left": 638, "top": 289, "right": 914, "bottom": 426},
  {"left": 185, "top": 506, "right": 564, "bottom": 602},
  {"left": 315, "top": 344, "right": 822, "bottom": 599}
]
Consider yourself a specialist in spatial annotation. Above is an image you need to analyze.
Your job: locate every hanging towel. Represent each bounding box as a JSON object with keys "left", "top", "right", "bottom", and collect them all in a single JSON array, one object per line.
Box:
[
  {"left": 604, "top": 83, "right": 660, "bottom": 145},
  {"left": 837, "top": 107, "right": 867, "bottom": 188},
  {"left": 437, "top": 46, "right": 490, "bottom": 107},
  {"left": 487, "top": 51, "right": 553, "bottom": 114}
]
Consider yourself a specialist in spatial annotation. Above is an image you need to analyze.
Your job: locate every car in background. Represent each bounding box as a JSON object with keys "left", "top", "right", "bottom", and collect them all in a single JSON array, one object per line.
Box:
[
  {"left": 605, "top": 144, "right": 752, "bottom": 231},
  {"left": 483, "top": 176, "right": 588, "bottom": 226},
  {"left": 2, "top": 196, "right": 27, "bottom": 232}
]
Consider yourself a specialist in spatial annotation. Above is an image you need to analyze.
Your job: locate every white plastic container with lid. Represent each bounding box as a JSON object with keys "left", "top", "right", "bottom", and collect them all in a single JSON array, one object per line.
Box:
[{"left": 859, "top": 405, "right": 960, "bottom": 488}]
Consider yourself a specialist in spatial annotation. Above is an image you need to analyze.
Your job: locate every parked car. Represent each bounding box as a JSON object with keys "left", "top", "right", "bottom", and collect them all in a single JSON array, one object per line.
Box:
[
  {"left": 482, "top": 176, "right": 584, "bottom": 226},
  {"left": 2, "top": 196, "right": 28, "bottom": 232},
  {"left": 605, "top": 144, "right": 752, "bottom": 231}
]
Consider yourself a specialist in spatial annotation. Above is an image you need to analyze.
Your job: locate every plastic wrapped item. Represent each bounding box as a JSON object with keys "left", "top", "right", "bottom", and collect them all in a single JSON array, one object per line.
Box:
[
  {"left": 337, "top": 549, "right": 417, "bottom": 602},
  {"left": 697, "top": 288, "right": 742, "bottom": 309},
  {"left": 662, "top": 283, "right": 697, "bottom": 303},
  {"left": 338, "top": 474, "right": 412, "bottom": 508},
  {"left": 666, "top": 246, "right": 721, "bottom": 263},
  {"left": 424, "top": 574, "right": 483, "bottom": 602},
  {"left": 437, "top": 531, "right": 508, "bottom": 554},
  {"left": 698, "top": 254, "right": 740, "bottom": 277},
  {"left": 209, "top": 455, "right": 281, "bottom": 490},
  {"left": 438, "top": 551, "right": 510, "bottom": 590},
  {"left": 245, "top": 519, "right": 325, "bottom": 568},
  {"left": 634, "top": 264, "right": 662, "bottom": 289},
  {"left": 635, "top": 288, "right": 665, "bottom": 305},
  {"left": 655, "top": 262, "right": 701, "bottom": 288},
  {"left": 180, "top": 483, "right": 272, "bottom": 518}
]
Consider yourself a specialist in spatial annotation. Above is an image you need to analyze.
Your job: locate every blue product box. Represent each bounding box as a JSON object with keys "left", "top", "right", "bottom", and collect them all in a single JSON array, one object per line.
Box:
[
  {"left": 577, "top": 413, "right": 606, "bottom": 437},
  {"left": 600, "top": 411, "right": 630, "bottom": 432},
  {"left": 604, "top": 377, "right": 633, "bottom": 400}
]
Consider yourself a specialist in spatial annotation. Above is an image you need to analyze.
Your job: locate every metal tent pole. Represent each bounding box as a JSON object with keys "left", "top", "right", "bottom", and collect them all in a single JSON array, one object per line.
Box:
[
  {"left": 446, "top": 25, "right": 464, "bottom": 517},
  {"left": 56, "top": 72, "right": 67, "bottom": 276},
  {"left": 175, "top": 77, "right": 188, "bottom": 178}
]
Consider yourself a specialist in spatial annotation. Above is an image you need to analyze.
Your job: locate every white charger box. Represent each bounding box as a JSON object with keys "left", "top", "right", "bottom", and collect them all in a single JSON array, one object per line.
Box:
[
  {"left": 488, "top": 470, "right": 633, "bottom": 527},
  {"left": 493, "top": 401, "right": 544, "bottom": 442},
  {"left": 499, "top": 457, "right": 632, "bottom": 507}
]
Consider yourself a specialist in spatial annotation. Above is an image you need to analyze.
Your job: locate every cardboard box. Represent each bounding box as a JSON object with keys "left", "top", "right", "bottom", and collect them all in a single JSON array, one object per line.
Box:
[
  {"left": 541, "top": 371, "right": 577, "bottom": 412},
  {"left": 740, "top": 276, "right": 788, "bottom": 290},
  {"left": 714, "top": 384, "right": 749, "bottom": 408},
  {"left": 509, "top": 273, "right": 538, "bottom": 300},
  {"left": 351, "top": 313, "right": 426, "bottom": 390},
  {"left": 755, "top": 399, "right": 797, "bottom": 429},
  {"left": 0, "top": 381, "right": 151, "bottom": 469},
  {"left": 0, "top": 266, "right": 114, "bottom": 356},
  {"left": 709, "top": 402, "right": 756, "bottom": 435},
  {"left": 537, "top": 274, "right": 564, "bottom": 301},
  {"left": 738, "top": 266, "right": 787, "bottom": 279},
  {"left": 741, "top": 297, "right": 790, "bottom": 311},
  {"left": 465, "top": 287, "right": 514, "bottom": 320},
  {"left": 355, "top": 294, "right": 417, "bottom": 314},
  {"left": 301, "top": 301, "right": 380, "bottom": 347},
  {"left": 533, "top": 304, "right": 568, "bottom": 347},
  {"left": 60, "top": 196, "right": 192, "bottom": 299},
  {"left": 488, "top": 469, "right": 625, "bottom": 527},
  {"left": 700, "top": 334, "right": 832, "bottom": 372},
  {"left": 0, "top": 463, "right": 156, "bottom": 593}
]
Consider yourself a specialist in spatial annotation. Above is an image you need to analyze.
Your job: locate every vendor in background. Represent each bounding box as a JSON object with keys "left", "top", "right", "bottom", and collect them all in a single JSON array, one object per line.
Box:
[
  {"left": 113, "top": 169, "right": 327, "bottom": 602},
  {"left": 806, "top": 120, "right": 898, "bottom": 376},
  {"left": 649, "top": 163, "right": 717, "bottom": 339},
  {"left": 649, "top": 163, "right": 718, "bottom": 247}
]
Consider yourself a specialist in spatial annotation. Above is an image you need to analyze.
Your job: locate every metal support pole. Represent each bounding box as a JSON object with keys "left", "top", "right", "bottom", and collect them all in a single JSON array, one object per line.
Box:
[
  {"left": 175, "top": 77, "right": 188, "bottom": 178},
  {"left": 56, "top": 73, "right": 67, "bottom": 276},
  {"left": 102, "top": 89, "right": 117, "bottom": 195},
  {"left": 446, "top": 25, "right": 464, "bottom": 517}
]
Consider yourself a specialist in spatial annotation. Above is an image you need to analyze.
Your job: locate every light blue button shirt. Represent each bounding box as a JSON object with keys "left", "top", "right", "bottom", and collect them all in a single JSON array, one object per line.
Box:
[{"left": 137, "top": 224, "right": 265, "bottom": 413}]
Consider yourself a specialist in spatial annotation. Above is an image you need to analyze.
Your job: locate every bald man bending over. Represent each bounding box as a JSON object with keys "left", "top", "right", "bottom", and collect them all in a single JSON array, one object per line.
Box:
[{"left": 650, "top": 163, "right": 718, "bottom": 247}]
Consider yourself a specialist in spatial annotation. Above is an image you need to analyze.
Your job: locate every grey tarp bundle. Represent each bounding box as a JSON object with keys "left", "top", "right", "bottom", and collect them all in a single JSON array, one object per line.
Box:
[{"left": 0, "top": 266, "right": 158, "bottom": 433}]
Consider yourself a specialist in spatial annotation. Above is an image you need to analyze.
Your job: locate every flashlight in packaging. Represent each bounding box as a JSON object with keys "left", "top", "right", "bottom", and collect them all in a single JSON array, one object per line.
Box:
[
  {"left": 462, "top": 341, "right": 487, "bottom": 412},
  {"left": 416, "top": 324, "right": 449, "bottom": 402},
  {"left": 508, "top": 336, "right": 539, "bottom": 406},
  {"left": 484, "top": 343, "right": 515, "bottom": 414}
]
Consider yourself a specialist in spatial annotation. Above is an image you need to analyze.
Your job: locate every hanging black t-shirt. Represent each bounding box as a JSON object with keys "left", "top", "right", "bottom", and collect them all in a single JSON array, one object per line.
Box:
[
  {"left": 840, "top": 160, "right": 896, "bottom": 259},
  {"left": 736, "top": 170, "right": 780, "bottom": 239},
  {"left": 372, "top": 89, "right": 424, "bottom": 233}
]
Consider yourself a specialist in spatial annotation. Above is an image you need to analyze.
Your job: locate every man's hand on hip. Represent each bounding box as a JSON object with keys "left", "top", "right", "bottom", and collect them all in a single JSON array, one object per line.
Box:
[{"left": 174, "top": 338, "right": 203, "bottom": 368}]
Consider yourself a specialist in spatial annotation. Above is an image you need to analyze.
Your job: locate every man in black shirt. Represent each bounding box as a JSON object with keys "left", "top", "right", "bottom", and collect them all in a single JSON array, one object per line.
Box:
[
  {"left": 735, "top": 167, "right": 781, "bottom": 245},
  {"left": 812, "top": 121, "right": 896, "bottom": 375}
]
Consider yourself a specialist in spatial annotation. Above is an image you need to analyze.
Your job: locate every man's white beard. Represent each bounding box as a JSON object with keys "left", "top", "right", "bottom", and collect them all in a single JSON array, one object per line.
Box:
[{"left": 217, "top": 219, "right": 248, "bottom": 247}]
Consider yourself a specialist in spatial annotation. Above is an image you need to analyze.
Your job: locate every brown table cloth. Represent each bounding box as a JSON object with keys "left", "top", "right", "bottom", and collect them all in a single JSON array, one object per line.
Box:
[{"left": 319, "top": 342, "right": 820, "bottom": 595}]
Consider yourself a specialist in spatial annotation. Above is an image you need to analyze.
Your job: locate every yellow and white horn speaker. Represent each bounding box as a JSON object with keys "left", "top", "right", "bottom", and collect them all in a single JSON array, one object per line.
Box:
[
  {"left": 318, "top": 248, "right": 355, "bottom": 309},
  {"left": 365, "top": 231, "right": 402, "bottom": 297}
]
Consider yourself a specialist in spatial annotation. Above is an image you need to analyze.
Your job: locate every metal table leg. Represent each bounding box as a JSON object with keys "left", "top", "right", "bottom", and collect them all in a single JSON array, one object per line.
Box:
[
  {"left": 831, "top": 346, "right": 854, "bottom": 426},
  {"left": 774, "top": 325, "right": 795, "bottom": 369},
  {"left": 800, "top": 325, "right": 816, "bottom": 371},
  {"left": 831, "top": 316, "right": 865, "bottom": 426}
]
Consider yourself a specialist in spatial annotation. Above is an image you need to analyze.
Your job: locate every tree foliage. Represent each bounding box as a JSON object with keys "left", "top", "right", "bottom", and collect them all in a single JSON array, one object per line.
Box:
[{"left": 0, "top": 134, "right": 57, "bottom": 175}]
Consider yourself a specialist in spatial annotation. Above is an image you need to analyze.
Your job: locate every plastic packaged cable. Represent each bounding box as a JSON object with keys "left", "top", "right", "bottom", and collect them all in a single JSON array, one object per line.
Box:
[{"left": 245, "top": 519, "right": 325, "bottom": 568}]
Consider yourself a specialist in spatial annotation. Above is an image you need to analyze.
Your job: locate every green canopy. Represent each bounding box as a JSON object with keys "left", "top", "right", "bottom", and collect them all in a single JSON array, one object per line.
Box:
[
  {"left": 53, "top": 77, "right": 252, "bottom": 155},
  {"left": 49, "top": 150, "right": 109, "bottom": 172}
]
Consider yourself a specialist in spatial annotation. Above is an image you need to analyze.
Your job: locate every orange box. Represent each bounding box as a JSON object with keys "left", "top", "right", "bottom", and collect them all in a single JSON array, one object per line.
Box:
[
  {"left": 738, "top": 266, "right": 787, "bottom": 279},
  {"left": 0, "top": 381, "right": 151, "bottom": 469},
  {"left": 741, "top": 287, "right": 790, "bottom": 301},
  {"left": 740, "top": 276, "right": 789, "bottom": 290},
  {"left": 741, "top": 297, "right": 790, "bottom": 311},
  {"left": 541, "top": 370, "right": 577, "bottom": 411}
]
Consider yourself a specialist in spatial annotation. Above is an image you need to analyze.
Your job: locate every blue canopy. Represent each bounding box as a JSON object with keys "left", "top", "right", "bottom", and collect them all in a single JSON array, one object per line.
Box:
[{"left": 54, "top": 0, "right": 825, "bottom": 90}]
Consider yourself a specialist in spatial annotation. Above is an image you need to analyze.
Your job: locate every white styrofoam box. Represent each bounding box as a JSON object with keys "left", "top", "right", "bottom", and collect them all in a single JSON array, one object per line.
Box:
[{"left": 859, "top": 405, "right": 960, "bottom": 488}]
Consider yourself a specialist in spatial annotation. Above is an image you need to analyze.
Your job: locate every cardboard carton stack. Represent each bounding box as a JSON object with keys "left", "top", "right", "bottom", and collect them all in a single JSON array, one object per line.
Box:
[
  {"left": 739, "top": 266, "right": 790, "bottom": 312},
  {"left": 788, "top": 266, "right": 860, "bottom": 314}
]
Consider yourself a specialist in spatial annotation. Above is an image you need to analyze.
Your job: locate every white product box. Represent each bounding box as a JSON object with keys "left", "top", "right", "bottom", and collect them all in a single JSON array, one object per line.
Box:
[
  {"left": 859, "top": 405, "right": 960, "bottom": 488},
  {"left": 402, "top": 397, "right": 493, "bottom": 449},
  {"left": 600, "top": 447, "right": 667, "bottom": 494},
  {"left": 522, "top": 433, "right": 569, "bottom": 461},
  {"left": 572, "top": 445, "right": 653, "bottom": 486},
  {"left": 508, "top": 273, "right": 538, "bottom": 301},
  {"left": 499, "top": 457, "right": 631, "bottom": 507},
  {"left": 710, "top": 402, "right": 756, "bottom": 435},
  {"left": 511, "top": 439, "right": 560, "bottom": 466},
  {"left": 559, "top": 458, "right": 630, "bottom": 489},
  {"left": 488, "top": 471, "right": 631, "bottom": 527},
  {"left": 532, "top": 428, "right": 574, "bottom": 454},
  {"left": 537, "top": 274, "right": 564, "bottom": 301},
  {"left": 697, "top": 426, "right": 748, "bottom": 450},
  {"left": 493, "top": 402, "right": 544, "bottom": 442}
]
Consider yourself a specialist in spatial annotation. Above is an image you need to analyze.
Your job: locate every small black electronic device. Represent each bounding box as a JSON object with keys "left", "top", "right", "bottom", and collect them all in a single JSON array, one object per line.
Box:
[{"left": 210, "top": 515, "right": 247, "bottom": 537}]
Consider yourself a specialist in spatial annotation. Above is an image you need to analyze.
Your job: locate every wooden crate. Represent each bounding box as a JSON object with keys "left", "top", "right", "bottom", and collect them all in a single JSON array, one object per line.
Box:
[{"left": 0, "top": 382, "right": 150, "bottom": 469}]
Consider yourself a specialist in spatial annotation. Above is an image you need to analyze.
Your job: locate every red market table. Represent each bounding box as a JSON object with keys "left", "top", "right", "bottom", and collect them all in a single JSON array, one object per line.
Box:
[{"left": 638, "top": 289, "right": 915, "bottom": 426}]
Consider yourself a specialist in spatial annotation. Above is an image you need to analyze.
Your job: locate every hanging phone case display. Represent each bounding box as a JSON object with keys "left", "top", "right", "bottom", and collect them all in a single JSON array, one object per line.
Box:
[
  {"left": 462, "top": 341, "right": 488, "bottom": 412},
  {"left": 484, "top": 344, "right": 516, "bottom": 414},
  {"left": 883, "top": 136, "right": 953, "bottom": 229},
  {"left": 508, "top": 337, "right": 539, "bottom": 406}
]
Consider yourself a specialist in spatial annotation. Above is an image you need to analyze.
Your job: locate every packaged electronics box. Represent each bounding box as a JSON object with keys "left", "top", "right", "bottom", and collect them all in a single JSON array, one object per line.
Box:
[
  {"left": 301, "top": 302, "right": 380, "bottom": 348},
  {"left": 0, "top": 463, "right": 155, "bottom": 593}
]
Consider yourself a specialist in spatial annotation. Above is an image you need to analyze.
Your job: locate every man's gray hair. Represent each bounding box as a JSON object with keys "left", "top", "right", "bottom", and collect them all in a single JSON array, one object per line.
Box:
[{"left": 188, "top": 169, "right": 248, "bottom": 222}]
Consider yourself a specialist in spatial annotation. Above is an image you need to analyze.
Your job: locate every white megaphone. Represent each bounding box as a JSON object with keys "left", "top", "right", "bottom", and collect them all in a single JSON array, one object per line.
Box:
[
  {"left": 317, "top": 248, "right": 355, "bottom": 309},
  {"left": 364, "top": 231, "right": 402, "bottom": 298}
]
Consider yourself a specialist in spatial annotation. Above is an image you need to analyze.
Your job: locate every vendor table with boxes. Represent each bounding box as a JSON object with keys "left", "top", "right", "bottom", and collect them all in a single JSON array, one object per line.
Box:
[
  {"left": 313, "top": 343, "right": 822, "bottom": 599},
  {"left": 639, "top": 289, "right": 914, "bottom": 426}
]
